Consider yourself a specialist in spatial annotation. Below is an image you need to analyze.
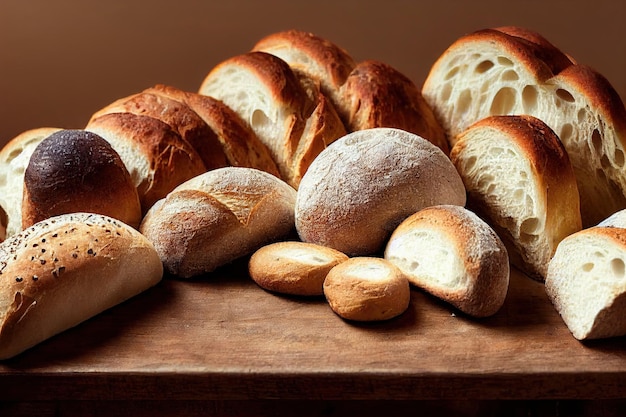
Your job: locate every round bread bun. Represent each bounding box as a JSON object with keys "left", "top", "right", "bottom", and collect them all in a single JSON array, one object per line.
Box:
[
  {"left": 323, "top": 257, "right": 410, "bottom": 322},
  {"left": 384, "top": 205, "right": 509, "bottom": 318},
  {"left": 248, "top": 241, "right": 349, "bottom": 296},
  {"left": 22, "top": 130, "right": 142, "bottom": 230},
  {"left": 295, "top": 127, "right": 466, "bottom": 256}
]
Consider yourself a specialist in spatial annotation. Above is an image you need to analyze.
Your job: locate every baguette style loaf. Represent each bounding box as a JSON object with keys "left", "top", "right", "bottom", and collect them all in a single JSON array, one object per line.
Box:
[
  {"left": 422, "top": 26, "right": 626, "bottom": 227},
  {"left": 0, "top": 127, "right": 61, "bottom": 238},
  {"left": 22, "top": 130, "right": 142, "bottom": 230},
  {"left": 0, "top": 213, "right": 163, "bottom": 360},
  {"left": 545, "top": 226, "right": 626, "bottom": 340},
  {"left": 385, "top": 205, "right": 509, "bottom": 317},
  {"left": 295, "top": 128, "right": 466, "bottom": 256},
  {"left": 140, "top": 167, "right": 297, "bottom": 278},
  {"left": 450, "top": 115, "right": 582, "bottom": 280}
]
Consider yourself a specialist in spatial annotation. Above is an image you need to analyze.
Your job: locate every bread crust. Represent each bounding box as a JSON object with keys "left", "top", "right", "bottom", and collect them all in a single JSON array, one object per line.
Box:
[{"left": 0, "top": 213, "right": 163, "bottom": 359}]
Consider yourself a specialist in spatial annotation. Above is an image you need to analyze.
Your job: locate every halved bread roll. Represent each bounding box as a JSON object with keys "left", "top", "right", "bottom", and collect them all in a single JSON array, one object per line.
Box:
[
  {"left": 140, "top": 167, "right": 297, "bottom": 278},
  {"left": 450, "top": 115, "right": 582, "bottom": 280},
  {"left": 422, "top": 26, "right": 626, "bottom": 227},
  {"left": 545, "top": 226, "right": 626, "bottom": 340},
  {"left": 384, "top": 205, "right": 509, "bottom": 318}
]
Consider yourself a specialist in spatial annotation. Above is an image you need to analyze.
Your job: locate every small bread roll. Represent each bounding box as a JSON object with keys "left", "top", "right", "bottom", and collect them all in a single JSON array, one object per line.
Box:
[
  {"left": 385, "top": 205, "right": 509, "bottom": 318},
  {"left": 0, "top": 127, "right": 61, "bottom": 238},
  {"left": 0, "top": 213, "right": 163, "bottom": 360},
  {"left": 323, "top": 257, "right": 410, "bottom": 322},
  {"left": 295, "top": 128, "right": 466, "bottom": 256},
  {"left": 140, "top": 167, "right": 297, "bottom": 278},
  {"left": 22, "top": 130, "right": 142, "bottom": 230},
  {"left": 248, "top": 241, "right": 348, "bottom": 296},
  {"left": 545, "top": 227, "right": 626, "bottom": 340}
]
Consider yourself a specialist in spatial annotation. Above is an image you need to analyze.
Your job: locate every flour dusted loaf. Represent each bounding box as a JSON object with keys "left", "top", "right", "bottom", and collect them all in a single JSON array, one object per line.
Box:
[
  {"left": 545, "top": 226, "right": 626, "bottom": 340},
  {"left": 422, "top": 26, "right": 626, "bottom": 226},
  {"left": 385, "top": 205, "right": 509, "bottom": 317},
  {"left": 0, "top": 127, "right": 61, "bottom": 238},
  {"left": 140, "top": 167, "right": 297, "bottom": 278},
  {"left": 450, "top": 115, "right": 582, "bottom": 280},
  {"left": 249, "top": 241, "right": 348, "bottom": 296},
  {"left": 22, "top": 130, "right": 142, "bottom": 230},
  {"left": 0, "top": 213, "right": 163, "bottom": 360},
  {"left": 323, "top": 257, "right": 410, "bottom": 322},
  {"left": 295, "top": 128, "right": 466, "bottom": 256}
]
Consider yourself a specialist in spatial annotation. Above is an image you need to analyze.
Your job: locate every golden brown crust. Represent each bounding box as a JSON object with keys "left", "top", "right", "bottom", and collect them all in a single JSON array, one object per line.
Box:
[{"left": 21, "top": 130, "right": 142, "bottom": 230}]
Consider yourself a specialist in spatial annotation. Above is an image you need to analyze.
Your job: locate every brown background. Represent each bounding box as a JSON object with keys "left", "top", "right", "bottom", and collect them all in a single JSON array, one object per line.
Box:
[{"left": 1, "top": 0, "right": 625, "bottom": 147}]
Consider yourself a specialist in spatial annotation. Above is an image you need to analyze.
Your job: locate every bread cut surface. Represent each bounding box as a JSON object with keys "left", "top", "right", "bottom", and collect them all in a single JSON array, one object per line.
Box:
[
  {"left": 295, "top": 127, "right": 466, "bottom": 256},
  {"left": 545, "top": 227, "right": 626, "bottom": 340},
  {"left": 0, "top": 213, "right": 163, "bottom": 359},
  {"left": 450, "top": 115, "right": 582, "bottom": 280},
  {"left": 140, "top": 167, "right": 297, "bottom": 278},
  {"left": 385, "top": 205, "right": 509, "bottom": 317}
]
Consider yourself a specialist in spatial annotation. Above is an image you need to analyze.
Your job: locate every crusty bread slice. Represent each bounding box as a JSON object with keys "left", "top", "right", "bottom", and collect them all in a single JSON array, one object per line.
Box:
[
  {"left": 422, "top": 27, "right": 626, "bottom": 227},
  {"left": 545, "top": 226, "right": 626, "bottom": 340},
  {"left": 450, "top": 115, "right": 582, "bottom": 280},
  {"left": 198, "top": 51, "right": 346, "bottom": 188}
]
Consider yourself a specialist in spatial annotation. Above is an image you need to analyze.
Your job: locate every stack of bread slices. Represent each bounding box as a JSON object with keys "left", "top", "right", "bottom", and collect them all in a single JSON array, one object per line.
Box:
[{"left": 1, "top": 27, "right": 626, "bottom": 360}]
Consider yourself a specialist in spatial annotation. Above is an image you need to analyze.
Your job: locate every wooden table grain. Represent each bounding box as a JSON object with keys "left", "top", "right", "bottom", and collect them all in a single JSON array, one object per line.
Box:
[{"left": 1, "top": 259, "right": 625, "bottom": 405}]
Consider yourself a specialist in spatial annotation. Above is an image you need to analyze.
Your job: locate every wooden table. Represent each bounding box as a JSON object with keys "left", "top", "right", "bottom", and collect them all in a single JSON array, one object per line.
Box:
[{"left": 1, "top": 260, "right": 625, "bottom": 416}]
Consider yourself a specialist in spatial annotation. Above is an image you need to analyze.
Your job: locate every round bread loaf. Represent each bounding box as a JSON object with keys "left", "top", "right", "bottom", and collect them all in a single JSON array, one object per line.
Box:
[
  {"left": 22, "top": 130, "right": 142, "bottom": 230},
  {"left": 385, "top": 205, "right": 509, "bottom": 318},
  {"left": 0, "top": 213, "right": 163, "bottom": 360},
  {"left": 248, "top": 241, "right": 348, "bottom": 296},
  {"left": 323, "top": 257, "right": 410, "bottom": 322},
  {"left": 295, "top": 128, "right": 466, "bottom": 256},
  {"left": 140, "top": 167, "right": 297, "bottom": 278}
]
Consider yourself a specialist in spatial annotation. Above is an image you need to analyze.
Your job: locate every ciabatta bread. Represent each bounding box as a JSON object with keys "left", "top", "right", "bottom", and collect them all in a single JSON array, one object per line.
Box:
[
  {"left": 248, "top": 241, "right": 348, "bottom": 296},
  {"left": 86, "top": 112, "right": 207, "bottom": 212},
  {"left": 0, "top": 127, "right": 61, "bottom": 238},
  {"left": 140, "top": 167, "right": 297, "bottom": 278},
  {"left": 0, "top": 213, "right": 163, "bottom": 360},
  {"left": 22, "top": 130, "right": 142, "bottom": 230},
  {"left": 545, "top": 226, "right": 626, "bottom": 340},
  {"left": 295, "top": 128, "right": 466, "bottom": 256},
  {"left": 422, "top": 26, "right": 626, "bottom": 227},
  {"left": 450, "top": 115, "right": 582, "bottom": 280},
  {"left": 198, "top": 51, "right": 346, "bottom": 188},
  {"left": 384, "top": 205, "right": 509, "bottom": 317},
  {"left": 323, "top": 257, "right": 410, "bottom": 322}
]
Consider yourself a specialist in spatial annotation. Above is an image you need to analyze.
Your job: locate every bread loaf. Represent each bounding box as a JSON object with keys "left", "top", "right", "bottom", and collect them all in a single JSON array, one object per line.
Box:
[
  {"left": 545, "top": 226, "right": 626, "bottom": 340},
  {"left": 0, "top": 213, "right": 163, "bottom": 360},
  {"left": 198, "top": 51, "right": 346, "bottom": 188},
  {"left": 0, "top": 127, "right": 61, "bottom": 238},
  {"left": 422, "top": 26, "right": 626, "bottom": 227},
  {"left": 248, "top": 241, "right": 348, "bottom": 296},
  {"left": 22, "top": 129, "right": 142, "bottom": 230},
  {"left": 295, "top": 128, "right": 466, "bottom": 256},
  {"left": 385, "top": 205, "right": 509, "bottom": 317},
  {"left": 449, "top": 115, "right": 582, "bottom": 280},
  {"left": 140, "top": 167, "right": 297, "bottom": 278},
  {"left": 323, "top": 257, "right": 410, "bottom": 322}
]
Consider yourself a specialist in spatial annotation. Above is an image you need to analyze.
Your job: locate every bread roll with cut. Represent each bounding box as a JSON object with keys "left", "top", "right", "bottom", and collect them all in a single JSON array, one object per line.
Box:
[
  {"left": 545, "top": 227, "right": 626, "bottom": 340},
  {"left": 598, "top": 209, "right": 626, "bottom": 228},
  {"left": 450, "top": 115, "right": 581, "bottom": 280},
  {"left": 0, "top": 127, "right": 61, "bottom": 238},
  {"left": 323, "top": 257, "right": 410, "bottom": 322},
  {"left": 22, "top": 130, "right": 142, "bottom": 230},
  {"left": 385, "top": 205, "right": 509, "bottom": 318},
  {"left": 422, "top": 26, "right": 626, "bottom": 226},
  {"left": 295, "top": 128, "right": 466, "bottom": 256},
  {"left": 140, "top": 167, "right": 297, "bottom": 278},
  {"left": 0, "top": 213, "right": 163, "bottom": 360},
  {"left": 198, "top": 51, "right": 346, "bottom": 188},
  {"left": 249, "top": 241, "right": 348, "bottom": 296}
]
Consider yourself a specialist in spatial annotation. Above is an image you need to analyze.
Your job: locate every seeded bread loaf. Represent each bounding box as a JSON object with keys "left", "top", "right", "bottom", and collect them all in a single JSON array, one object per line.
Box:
[{"left": 0, "top": 213, "right": 163, "bottom": 360}]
